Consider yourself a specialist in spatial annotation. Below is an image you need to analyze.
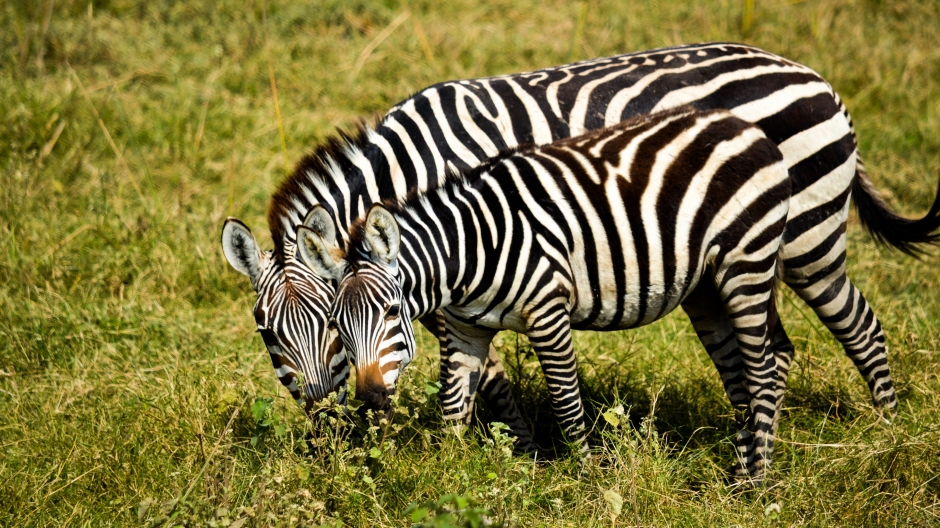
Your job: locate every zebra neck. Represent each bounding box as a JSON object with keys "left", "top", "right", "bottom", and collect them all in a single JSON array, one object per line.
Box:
[
  {"left": 394, "top": 195, "right": 477, "bottom": 320},
  {"left": 393, "top": 175, "right": 506, "bottom": 319}
]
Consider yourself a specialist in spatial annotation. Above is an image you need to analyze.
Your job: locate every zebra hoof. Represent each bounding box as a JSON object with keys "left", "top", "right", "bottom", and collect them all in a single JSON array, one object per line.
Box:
[
  {"left": 728, "top": 463, "right": 768, "bottom": 489},
  {"left": 873, "top": 394, "right": 898, "bottom": 423}
]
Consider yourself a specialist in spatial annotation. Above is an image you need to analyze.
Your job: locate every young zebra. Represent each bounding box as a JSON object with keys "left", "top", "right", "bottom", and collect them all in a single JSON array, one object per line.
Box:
[
  {"left": 305, "top": 107, "right": 792, "bottom": 479},
  {"left": 222, "top": 43, "right": 940, "bottom": 442}
]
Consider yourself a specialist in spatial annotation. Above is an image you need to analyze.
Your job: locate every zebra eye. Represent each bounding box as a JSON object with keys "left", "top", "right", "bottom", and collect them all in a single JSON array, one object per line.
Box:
[
  {"left": 385, "top": 303, "right": 401, "bottom": 319},
  {"left": 258, "top": 328, "right": 279, "bottom": 347},
  {"left": 328, "top": 318, "right": 338, "bottom": 331}
]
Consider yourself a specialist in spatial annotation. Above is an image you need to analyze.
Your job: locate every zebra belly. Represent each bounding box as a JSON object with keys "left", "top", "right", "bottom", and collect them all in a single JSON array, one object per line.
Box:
[{"left": 568, "top": 261, "right": 704, "bottom": 332}]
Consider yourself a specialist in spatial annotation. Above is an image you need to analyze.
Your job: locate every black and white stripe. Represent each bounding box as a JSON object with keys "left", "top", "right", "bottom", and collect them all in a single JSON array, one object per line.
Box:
[
  {"left": 320, "top": 108, "right": 791, "bottom": 479},
  {"left": 223, "top": 42, "right": 940, "bottom": 434}
]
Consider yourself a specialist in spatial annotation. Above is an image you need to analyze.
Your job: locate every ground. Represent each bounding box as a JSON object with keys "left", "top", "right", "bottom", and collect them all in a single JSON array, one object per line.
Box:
[{"left": 1, "top": 0, "right": 939, "bottom": 526}]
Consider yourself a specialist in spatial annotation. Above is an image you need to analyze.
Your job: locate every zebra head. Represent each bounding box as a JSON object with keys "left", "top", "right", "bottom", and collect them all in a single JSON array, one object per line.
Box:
[
  {"left": 298, "top": 205, "right": 417, "bottom": 416},
  {"left": 221, "top": 208, "right": 349, "bottom": 414}
]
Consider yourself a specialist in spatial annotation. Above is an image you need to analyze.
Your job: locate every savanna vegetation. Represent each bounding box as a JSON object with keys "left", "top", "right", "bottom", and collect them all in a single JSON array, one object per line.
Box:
[{"left": 1, "top": 0, "right": 939, "bottom": 525}]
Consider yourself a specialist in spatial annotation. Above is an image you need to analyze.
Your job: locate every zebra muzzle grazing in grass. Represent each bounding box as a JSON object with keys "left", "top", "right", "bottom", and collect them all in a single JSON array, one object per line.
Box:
[{"left": 307, "top": 107, "right": 792, "bottom": 480}]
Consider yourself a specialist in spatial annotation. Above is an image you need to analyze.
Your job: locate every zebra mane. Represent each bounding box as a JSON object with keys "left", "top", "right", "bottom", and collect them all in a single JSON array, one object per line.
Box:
[{"left": 266, "top": 118, "right": 381, "bottom": 262}]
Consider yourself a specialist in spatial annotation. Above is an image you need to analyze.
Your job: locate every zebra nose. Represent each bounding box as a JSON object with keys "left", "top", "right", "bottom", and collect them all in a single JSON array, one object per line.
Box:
[
  {"left": 355, "top": 363, "right": 392, "bottom": 415},
  {"left": 358, "top": 385, "right": 391, "bottom": 414}
]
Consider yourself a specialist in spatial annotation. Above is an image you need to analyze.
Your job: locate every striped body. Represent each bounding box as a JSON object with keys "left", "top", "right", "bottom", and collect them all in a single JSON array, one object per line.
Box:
[
  {"left": 326, "top": 108, "right": 791, "bottom": 478},
  {"left": 223, "top": 42, "right": 940, "bottom": 438}
]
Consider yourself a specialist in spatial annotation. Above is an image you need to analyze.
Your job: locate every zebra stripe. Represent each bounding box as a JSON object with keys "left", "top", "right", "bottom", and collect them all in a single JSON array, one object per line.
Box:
[{"left": 324, "top": 108, "right": 790, "bottom": 479}]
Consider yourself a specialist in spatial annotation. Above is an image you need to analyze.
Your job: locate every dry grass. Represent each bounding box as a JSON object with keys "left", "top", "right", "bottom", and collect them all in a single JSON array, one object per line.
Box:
[{"left": 1, "top": 0, "right": 939, "bottom": 526}]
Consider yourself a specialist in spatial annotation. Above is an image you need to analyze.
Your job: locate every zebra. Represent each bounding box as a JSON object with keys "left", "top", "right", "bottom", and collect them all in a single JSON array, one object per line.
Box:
[
  {"left": 309, "top": 107, "right": 792, "bottom": 479},
  {"left": 221, "top": 42, "right": 940, "bottom": 443}
]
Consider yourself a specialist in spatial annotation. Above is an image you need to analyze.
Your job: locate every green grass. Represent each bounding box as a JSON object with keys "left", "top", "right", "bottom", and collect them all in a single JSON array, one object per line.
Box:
[{"left": 1, "top": 0, "right": 939, "bottom": 525}]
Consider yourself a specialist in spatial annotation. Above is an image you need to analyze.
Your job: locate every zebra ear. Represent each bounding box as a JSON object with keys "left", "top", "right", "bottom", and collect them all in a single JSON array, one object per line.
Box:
[
  {"left": 221, "top": 218, "right": 268, "bottom": 290},
  {"left": 296, "top": 225, "right": 343, "bottom": 280},
  {"left": 302, "top": 205, "right": 337, "bottom": 245},
  {"left": 364, "top": 205, "right": 401, "bottom": 265}
]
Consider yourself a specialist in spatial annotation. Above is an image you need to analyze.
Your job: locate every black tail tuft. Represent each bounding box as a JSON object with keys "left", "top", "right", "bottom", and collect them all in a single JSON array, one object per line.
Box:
[{"left": 852, "top": 158, "right": 940, "bottom": 257}]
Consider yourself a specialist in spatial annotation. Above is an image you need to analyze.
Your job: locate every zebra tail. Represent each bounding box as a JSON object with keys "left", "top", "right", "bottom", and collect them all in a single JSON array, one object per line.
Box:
[{"left": 852, "top": 157, "right": 940, "bottom": 257}]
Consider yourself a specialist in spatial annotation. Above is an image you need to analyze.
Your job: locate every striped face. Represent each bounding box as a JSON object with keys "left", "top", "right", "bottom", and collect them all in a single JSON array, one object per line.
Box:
[
  {"left": 252, "top": 257, "right": 349, "bottom": 412},
  {"left": 222, "top": 218, "right": 348, "bottom": 414},
  {"left": 332, "top": 260, "right": 416, "bottom": 414}
]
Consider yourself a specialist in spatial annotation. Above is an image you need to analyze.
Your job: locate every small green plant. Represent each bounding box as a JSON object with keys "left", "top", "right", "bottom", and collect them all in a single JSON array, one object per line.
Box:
[
  {"left": 249, "top": 397, "right": 290, "bottom": 447},
  {"left": 404, "top": 493, "right": 495, "bottom": 528}
]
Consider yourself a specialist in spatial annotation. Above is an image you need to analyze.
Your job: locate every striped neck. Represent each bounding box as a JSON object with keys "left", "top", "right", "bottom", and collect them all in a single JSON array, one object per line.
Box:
[{"left": 349, "top": 176, "right": 498, "bottom": 321}]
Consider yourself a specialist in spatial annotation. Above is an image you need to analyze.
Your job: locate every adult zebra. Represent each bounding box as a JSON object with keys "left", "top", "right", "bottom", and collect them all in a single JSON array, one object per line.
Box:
[
  {"left": 308, "top": 107, "right": 793, "bottom": 479},
  {"left": 221, "top": 43, "right": 940, "bottom": 442}
]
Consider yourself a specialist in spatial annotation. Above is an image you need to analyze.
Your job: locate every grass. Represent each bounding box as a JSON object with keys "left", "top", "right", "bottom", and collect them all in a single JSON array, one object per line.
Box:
[{"left": 1, "top": 0, "right": 939, "bottom": 525}]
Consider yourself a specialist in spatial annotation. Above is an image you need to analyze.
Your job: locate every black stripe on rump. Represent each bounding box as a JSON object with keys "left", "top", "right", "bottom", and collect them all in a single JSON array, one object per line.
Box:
[
  {"left": 696, "top": 72, "right": 823, "bottom": 115},
  {"left": 755, "top": 92, "right": 844, "bottom": 146},
  {"left": 787, "top": 132, "right": 856, "bottom": 196},
  {"left": 781, "top": 184, "right": 852, "bottom": 245},
  {"left": 556, "top": 45, "right": 750, "bottom": 128}
]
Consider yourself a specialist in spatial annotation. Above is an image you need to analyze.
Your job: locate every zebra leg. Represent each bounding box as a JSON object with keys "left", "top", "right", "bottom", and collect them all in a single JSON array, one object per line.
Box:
[
  {"left": 525, "top": 304, "right": 589, "bottom": 453},
  {"left": 782, "top": 227, "right": 897, "bottom": 412},
  {"left": 436, "top": 319, "right": 499, "bottom": 429},
  {"left": 769, "top": 321, "right": 795, "bottom": 441},
  {"left": 419, "top": 313, "right": 535, "bottom": 451},
  {"left": 716, "top": 267, "right": 779, "bottom": 483},
  {"left": 476, "top": 345, "right": 537, "bottom": 452},
  {"left": 683, "top": 280, "right": 794, "bottom": 466},
  {"left": 681, "top": 281, "right": 749, "bottom": 412}
]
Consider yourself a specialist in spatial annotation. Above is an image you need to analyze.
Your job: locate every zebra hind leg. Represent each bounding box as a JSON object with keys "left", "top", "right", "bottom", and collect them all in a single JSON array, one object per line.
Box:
[
  {"left": 716, "top": 265, "right": 780, "bottom": 484},
  {"left": 683, "top": 280, "right": 794, "bottom": 480},
  {"left": 681, "top": 281, "right": 749, "bottom": 413},
  {"left": 783, "top": 239, "right": 897, "bottom": 413}
]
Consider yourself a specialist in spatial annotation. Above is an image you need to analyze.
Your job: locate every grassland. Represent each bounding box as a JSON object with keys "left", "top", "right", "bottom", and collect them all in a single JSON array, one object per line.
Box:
[{"left": 1, "top": 0, "right": 939, "bottom": 526}]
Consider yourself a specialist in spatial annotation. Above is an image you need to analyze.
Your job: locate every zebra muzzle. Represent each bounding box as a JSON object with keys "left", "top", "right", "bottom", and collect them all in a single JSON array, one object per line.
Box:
[{"left": 356, "top": 381, "right": 393, "bottom": 419}]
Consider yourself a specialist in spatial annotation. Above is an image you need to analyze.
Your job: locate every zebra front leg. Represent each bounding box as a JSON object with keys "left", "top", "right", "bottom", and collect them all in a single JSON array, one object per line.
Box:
[
  {"left": 437, "top": 319, "right": 498, "bottom": 435},
  {"left": 526, "top": 305, "right": 589, "bottom": 454},
  {"left": 420, "top": 313, "right": 535, "bottom": 451},
  {"left": 476, "top": 345, "right": 537, "bottom": 452}
]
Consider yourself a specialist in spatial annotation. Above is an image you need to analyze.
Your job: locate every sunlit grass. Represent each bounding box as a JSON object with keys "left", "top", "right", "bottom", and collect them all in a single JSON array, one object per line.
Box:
[{"left": 1, "top": 0, "right": 939, "bottom": 525}]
